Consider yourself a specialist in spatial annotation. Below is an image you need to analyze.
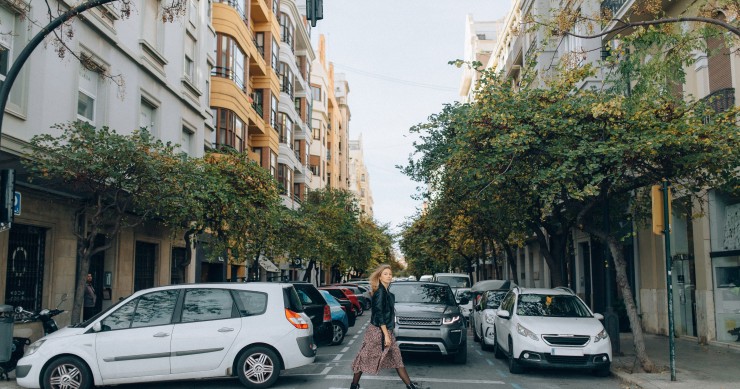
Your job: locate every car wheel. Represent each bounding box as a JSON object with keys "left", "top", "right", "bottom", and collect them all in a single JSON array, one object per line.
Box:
[
  {"left": 593, "top": 364, "right": 611, "bottom": 377},
  {"left": 331, "top": 321, "right": 346, "bottom": 345},
  {"left": 453, "top": 344, "right": 468, "bottom": 364},
  {"left": 493, "top": 335, "right": 505, "bottom": 359},
  {"left": 480, "top": 328, "right": 492, "bottom": 351},
  {"left": 42, "top": 356, "right": 93, "bottom": 389},
  {"left": 356, "top": 305, "right": 363, "bottom": 316},
  {"left": 237, "top": 346, "right": 282, "bottom": 388},
  {"left": 508, "top": 338, "right": 524, "bottom": 374}
]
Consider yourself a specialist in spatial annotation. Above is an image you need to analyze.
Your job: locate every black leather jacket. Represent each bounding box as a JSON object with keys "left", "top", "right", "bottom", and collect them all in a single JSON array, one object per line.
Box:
[{"left": 370, "top": 283, "right": 395, "bottom": 329}]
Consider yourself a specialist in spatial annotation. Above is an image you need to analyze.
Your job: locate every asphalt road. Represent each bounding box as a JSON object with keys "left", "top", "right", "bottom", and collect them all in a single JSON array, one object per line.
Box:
[{"left": 1, "top": 314, "right": 625, "bottom": 389}]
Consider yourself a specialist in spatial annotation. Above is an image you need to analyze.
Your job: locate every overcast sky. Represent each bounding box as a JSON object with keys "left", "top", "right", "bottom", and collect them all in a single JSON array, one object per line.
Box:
[{"left": 313, "top": 0, "right": 512, "bottom": 233}]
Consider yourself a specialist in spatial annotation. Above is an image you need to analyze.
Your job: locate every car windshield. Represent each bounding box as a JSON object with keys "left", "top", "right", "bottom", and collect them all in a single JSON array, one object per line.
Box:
[
  {"left": 484, "top": 291, "right": 507, "bottom": 309},
  {"left": 436, "top": 276, "right": 470, "bottom": 288},
  {"left": 516, "top": 294, "right": 593, "bottom": 317},
  {"left": 392, "top": 284, "right": 455, "bottom": 305}
]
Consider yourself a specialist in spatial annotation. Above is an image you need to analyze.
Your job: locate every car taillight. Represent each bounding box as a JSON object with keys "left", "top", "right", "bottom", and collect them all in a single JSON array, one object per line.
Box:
[
  {"left": 323, "top": 305, "right": 331, "bottom": 322},
  {"left": 285, "top": 309, "right": 309, "bottom": 329}
]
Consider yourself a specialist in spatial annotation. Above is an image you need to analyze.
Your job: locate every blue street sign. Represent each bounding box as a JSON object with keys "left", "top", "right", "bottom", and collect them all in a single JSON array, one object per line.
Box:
[{"left": 13, "top": 191, "right": 20, "bottom": 216}]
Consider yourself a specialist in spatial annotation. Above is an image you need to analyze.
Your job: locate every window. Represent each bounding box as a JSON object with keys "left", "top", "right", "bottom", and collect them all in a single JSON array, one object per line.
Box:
[
  {"left": 270, "top": 94, "right": 278, "bottom": 129},
  {"left": 272, "top": 0, "right": 279, "bottom": 16},
  {"left": 254, "top": 32, "right": 265, "bottom": 57},
  {"left": 271, "top": 37, "right": 279, "bottom": 71},
  {"left": 77, "top": 63, "right": 103, "bottom": 123},
  {"left": 252, "top": 89, "right": 263, "bottom": 117},
  {"left": 181, "top": 127, "right": 194, "bottom": 155},
  {"left": 312, "top": 127, "right": 320, "bottom": 140},
  {"left": 214, "top": 108, "right": 246, "bottom": 152},
  {"left": 280, "top": 12, "right": 294, "bottom": 51},
  {"left": 188, "top": 0, "right": 198, "bottom": 26},
  {"left": 361, "top": 174, "right": 365, "bottom": 182},
  {"left": 232, "top": 290, "right": 268, "bottom": 316},
  {"left": 184, "top": 35, "right": 196, "bottom": 82},
  {"left": 311, "top": 85, "right": 321, "bottom": 101},
  {"left": 279, "top": 62, "right": 294, "bottom": 97},
  {"left": 277, "top": 164, "right": 292, "bottom": 196},
  {"left": 140, "top": 99, "right": 157, "bottom": 135},
  {"left": 142, "top": 0, "right": 165, "bottom": 52},
  {"left": 215, "top": 34, "right": 247, "bottom": 91},
  {"left": 0, "top": 6, "right": 14, "bottom": 88},
  {"left": 270, "top": 151, "right": 277, "bottom": 177},
  {"left": 101, "top": 290, "right": 178, "bottom": 331},
  {"left": 181, "top": 288, "right": 235, "bottom": 322},
  {"left": 278, "top": 113, "right": 293, "bottom": 145},
  {"left": 0, "top": 6, "right": 27, "bottom": 111}
]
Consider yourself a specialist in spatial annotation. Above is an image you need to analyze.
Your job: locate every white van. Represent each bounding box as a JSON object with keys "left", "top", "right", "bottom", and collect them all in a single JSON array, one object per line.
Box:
[
  {"left": 434, "top": 273, "right": 471, "bottom": 289},
  {"left": 419, "top": 275, "right": 434, "bottom": 282}
]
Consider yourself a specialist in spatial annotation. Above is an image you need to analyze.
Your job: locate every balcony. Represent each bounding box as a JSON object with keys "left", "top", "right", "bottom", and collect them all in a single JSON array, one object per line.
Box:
[
  {"left": 216, "top": 0, "right": 247, "bottom": 21},
  {"left": 211, "top": 66, "right": 246, "bottom": 93},
  {"left": 704, "top": 88, "right": 735, "bottom": 113},
  {"left": 601, "top": 0, "right": 630, "bottom": 17}
]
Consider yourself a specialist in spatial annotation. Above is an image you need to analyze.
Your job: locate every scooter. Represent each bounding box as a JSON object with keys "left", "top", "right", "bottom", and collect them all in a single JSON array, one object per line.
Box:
[{"left": 0, "top": 294, "right": 67, "bottom": 380}]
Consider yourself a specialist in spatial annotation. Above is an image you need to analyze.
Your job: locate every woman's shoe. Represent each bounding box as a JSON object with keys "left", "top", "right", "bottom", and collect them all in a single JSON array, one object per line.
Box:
[
  {"left": 406, "top": 382, "right": 427, "bottom": 389},
  {"left": 350, "top": 384, "right": 360, "bottom": 389}
]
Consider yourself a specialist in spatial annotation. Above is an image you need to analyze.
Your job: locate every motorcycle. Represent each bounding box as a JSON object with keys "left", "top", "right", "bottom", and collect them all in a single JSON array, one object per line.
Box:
[{"left": 0, "top": 294, "right": 67, "bottom": 380}]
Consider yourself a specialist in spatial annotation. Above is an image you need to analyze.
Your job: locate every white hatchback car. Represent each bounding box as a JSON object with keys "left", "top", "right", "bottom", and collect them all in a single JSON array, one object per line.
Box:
[
  {"left": 16, "top": 283, "right": 316, "bottom": 389},
  {"left": 493, "top": 287, "right": 612, "bottom": 376}
]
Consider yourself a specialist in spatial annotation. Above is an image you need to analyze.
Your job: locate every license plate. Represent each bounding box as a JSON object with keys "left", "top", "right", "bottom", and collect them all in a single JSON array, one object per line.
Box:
[{"left": 551, "top": 348, "right": 584, "bottom": 356}]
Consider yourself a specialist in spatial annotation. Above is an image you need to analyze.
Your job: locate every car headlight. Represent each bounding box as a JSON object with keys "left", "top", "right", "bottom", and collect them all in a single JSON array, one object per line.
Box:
[
  {"left": 24, "top": 339, "right": 46, "bottom": 357},
  {"left": 443, "top": 315, "right": 461, "bottom": 325},
  {"left": 485, "top": 312, "right": 496, "bottom": 325},
  {"left": 594, "top": 328, "right": 609, "bottom": 343},
  {"left": 516, "top": 323, "right": 539, "bottom": 341}
]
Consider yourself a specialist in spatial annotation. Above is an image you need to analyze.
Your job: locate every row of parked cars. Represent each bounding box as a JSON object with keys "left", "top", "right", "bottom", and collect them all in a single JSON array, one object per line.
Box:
[{"left": 14, "top": 280, "right": 373, "bottom": 389}]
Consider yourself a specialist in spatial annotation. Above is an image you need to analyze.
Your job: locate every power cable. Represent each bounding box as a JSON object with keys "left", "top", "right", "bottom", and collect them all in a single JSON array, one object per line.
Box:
[{"left": 332, "top": 62, "right": 458, "bottom": 92}]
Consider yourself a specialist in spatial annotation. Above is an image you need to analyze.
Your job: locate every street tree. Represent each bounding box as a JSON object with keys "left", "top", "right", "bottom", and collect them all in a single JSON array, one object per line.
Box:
[{"left": 24, "top": 121, "right": 186, "bottom": 323}]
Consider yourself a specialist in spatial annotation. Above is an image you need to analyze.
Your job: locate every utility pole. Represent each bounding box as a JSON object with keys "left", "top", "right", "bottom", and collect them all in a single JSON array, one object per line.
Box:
[{"left": 652, "top": 181, "right": 676, "bottom": 381}]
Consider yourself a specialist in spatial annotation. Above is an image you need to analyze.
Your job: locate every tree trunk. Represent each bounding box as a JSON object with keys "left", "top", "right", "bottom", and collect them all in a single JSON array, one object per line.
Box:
[
  {"left": 504, "top": 244, "right": 519, "bottom": 284},
  {"left": 605, "top": 234, "right": 655, "bottom": 372},
  {"left": 71, "top": 239, "right": 91, "bottom": 324},
  {"left": 532, "top": 226, "right": 565, "bottom": 286}
]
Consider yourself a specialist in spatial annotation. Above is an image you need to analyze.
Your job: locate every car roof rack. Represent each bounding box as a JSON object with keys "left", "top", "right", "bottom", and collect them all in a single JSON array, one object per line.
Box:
[{"left": 553, "top": 286, "right": 575, "bottom": 295}]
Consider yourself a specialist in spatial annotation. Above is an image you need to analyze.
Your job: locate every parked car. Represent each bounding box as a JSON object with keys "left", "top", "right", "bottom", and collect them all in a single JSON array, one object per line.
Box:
[
  {"left": 319, "top": 287, "right": 357, "bottom": 326},
  {"left": 320, "top": 290, "right": 349, "bottom": 345},
  {"left": 455, "top": 288, "right": 473, "bottom": 326},
  {"left": 391, "top": 281, "right": 468, "bottom": 364},
  {"left": 15, "top": 283, "right": 316, "bottom": 389},
  {"left": 493, "top": 286, "right": 612, "bottom": 376},
  {"left": 289, "top": 281, "right": 333, "bottom": 346},
  {"left": 334, "top": 284, "right": 371, "bottom": 310},
  {"left": 407, "top": 275, "right": 417, "bottom": 281},
  {"left": 320, "top": 286, "right": 363, "bottom": 315},
  {"left": 419, "top": 275, "right": 434, "bottom": 282},
  {"left": 470, "top": 280, "right": 517, "bottom": 346},
  {"left": 434, "top": 273, "right": 471, "bottom": 291}
]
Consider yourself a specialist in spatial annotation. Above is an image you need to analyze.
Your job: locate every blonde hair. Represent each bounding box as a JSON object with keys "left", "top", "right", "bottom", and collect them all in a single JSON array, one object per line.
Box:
[{"left": 369, "top": 264, "right": 392, "bottom": 295}]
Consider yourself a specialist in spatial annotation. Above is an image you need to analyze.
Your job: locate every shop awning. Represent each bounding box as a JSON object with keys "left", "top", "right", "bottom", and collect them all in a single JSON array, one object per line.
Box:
[{"left": 259, "top": 258, "right": 280, "bottom": 272}]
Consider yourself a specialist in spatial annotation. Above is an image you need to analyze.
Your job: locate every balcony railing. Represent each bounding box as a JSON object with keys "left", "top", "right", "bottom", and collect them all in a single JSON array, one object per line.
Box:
[
  {"left": 216, "top": 0, "right": 247, "bottom": 21},
  {"left": 704, "top": 88, "right": 735, "bottom": 113},
  {"left": 211, "top": 66, "right": 246, "bottom": 93},
  {"left": 252, "top": 102, "right": 263, "bottom": 117},
  {"left": 601, "top": 0, "right": 630, "bottom": 17}
]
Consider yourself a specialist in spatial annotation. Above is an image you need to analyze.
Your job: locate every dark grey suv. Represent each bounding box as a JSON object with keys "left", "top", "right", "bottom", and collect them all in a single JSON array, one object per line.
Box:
[{"left": 391, "top": 281, "right": 469, "bottom": 363}]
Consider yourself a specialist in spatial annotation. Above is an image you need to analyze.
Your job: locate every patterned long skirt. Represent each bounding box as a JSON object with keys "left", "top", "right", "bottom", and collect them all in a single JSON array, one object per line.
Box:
[{"left": 351, "top": 324, "right": 404, "bottom": 374}]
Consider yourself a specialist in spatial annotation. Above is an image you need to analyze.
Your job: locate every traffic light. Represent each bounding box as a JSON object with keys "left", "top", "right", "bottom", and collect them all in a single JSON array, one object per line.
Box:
[
  {"left": 0, "top": 169, "right": 15, "bottom": 225},
  {"left": 651, "top": 183, "right": 672, "bottom": 235},
  {"left": 306, "top": 0, "right": 323, "bottom": 27}
]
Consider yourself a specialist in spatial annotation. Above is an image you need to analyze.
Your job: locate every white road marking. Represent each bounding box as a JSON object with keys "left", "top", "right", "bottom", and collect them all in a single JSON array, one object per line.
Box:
[
  {"left": 283, "top": 366, "right": 333, "bottom": 377},
  {"left": 332, "top": 353, "right": 343, "bottom": 361},
  {"left": 348, "top": 340, "right": 355, "bottom": 345},
  {"left": 324, "top": 375, "right": 506, "bottom": 384},
  {"left": 341, "top": 347, "right": 350, "bottom": 353},
  {"left": 352, "top": 335, "right": 359, "bottom": 339}
]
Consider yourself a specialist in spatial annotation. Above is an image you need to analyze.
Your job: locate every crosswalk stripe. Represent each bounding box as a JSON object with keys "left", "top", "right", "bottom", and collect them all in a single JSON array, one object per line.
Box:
[{"left": 324, "top": 375, "right": 506, "bottom": 385}]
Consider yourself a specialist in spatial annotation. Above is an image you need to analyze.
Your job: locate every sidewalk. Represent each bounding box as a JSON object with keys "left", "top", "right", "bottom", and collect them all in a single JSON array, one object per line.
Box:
[{"left": 612, "top": 332, "right": 740, "bottom": 389}]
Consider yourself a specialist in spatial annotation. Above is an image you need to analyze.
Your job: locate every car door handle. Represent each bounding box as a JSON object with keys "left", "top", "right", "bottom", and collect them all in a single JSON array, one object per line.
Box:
[
  {"left": 218, "top": 327, "right": 235, "bottom": 333},
  {"left": 153, "top": 332, "right": 170, "bottom": 338}
]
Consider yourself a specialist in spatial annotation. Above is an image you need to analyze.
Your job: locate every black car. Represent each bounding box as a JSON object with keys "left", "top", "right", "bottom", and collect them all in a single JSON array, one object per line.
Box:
[
  {"left": 391, "top": 281, "right": 469, "bottom": 364},
  {"left": 289, "top": 281, "right": 333, "bottom": 346}
]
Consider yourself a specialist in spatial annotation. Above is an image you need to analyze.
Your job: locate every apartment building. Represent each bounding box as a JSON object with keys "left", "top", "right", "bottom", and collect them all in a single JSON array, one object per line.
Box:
[
  {"left": 309, "top": 34, "right": 341, "bottom": 190},
  {"left": 467, "top": 0, "right": 740, "bottom": 346},
  {"left": 349, "top": 135, "right": 374, "bottom": 217},
  {"left": 0, "top": 0, "right": 213, "bottom": 323}
]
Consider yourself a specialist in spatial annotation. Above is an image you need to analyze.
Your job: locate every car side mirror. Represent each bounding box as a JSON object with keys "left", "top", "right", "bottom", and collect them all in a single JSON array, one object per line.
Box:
[
  {"left": 92, "top": 322, "right": 102, "bottom": 332},
  {"left": 496, "top": 309, "right": 510, "bottom": 319},
  {"left": 593, "top": 313, "right": 604, "bottom": 320},
  {"left": 459, "top": 297, "right": 469, "bottom": 305}
]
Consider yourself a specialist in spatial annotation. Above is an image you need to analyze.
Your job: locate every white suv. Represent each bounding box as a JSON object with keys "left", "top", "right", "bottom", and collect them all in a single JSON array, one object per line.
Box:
[
  {"left": 493, "top": 287, "right": 611, "bottom": 376},
  {"left": 16, "top": 283, "right": 316, "bottom": 389}
]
